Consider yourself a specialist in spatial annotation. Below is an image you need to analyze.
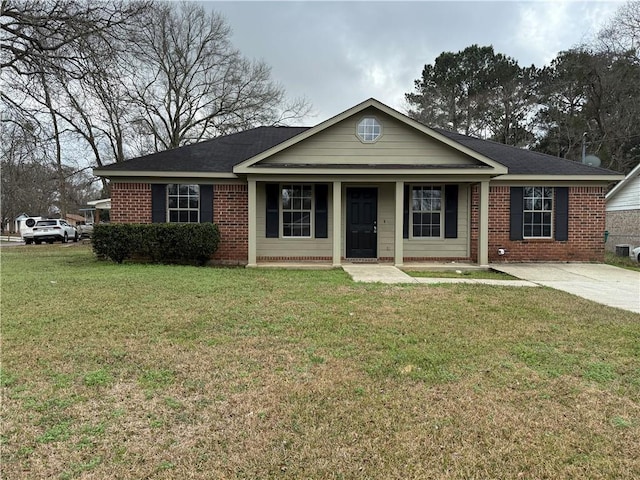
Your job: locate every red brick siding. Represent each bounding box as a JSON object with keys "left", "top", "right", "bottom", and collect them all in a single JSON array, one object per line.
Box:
[
  {"left": 111, "top": 183, "right": 152, "bottom": 223},
  {"left": 211, "top": 184, "right": 248, "bottom": 265},
  {"left": 481, "top": 185, "right": 606, "bottom": 262}
]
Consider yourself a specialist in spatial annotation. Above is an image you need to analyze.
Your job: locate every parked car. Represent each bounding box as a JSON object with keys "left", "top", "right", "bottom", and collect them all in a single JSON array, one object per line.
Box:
[
  {"left": 632, "top": 246, "right": 640, "bottom": 263},
  {"left": 30, "top": 219, "right": 79, "bottom": 244},
  {"left": 20, "top": 217, "right": 39, "bottom": 244},
  {"left": 76, "top": 221, "right": 94, "bottom": 238}
]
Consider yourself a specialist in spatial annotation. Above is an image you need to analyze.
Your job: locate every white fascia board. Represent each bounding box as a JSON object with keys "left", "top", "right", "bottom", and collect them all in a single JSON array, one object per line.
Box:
[
  {"left": 233, "top": 98, "right": 508, "bottom": 175},
  {"left": 243, "top": 167, "right": 497, "bottom": 176},
  {"left": 92, "top": 169, "right": 238, "bottom": 179},
  {"left": 492, "top": 174, "right": 624, "bottom": 183},
  {"left": 605, "top": 162, "right": 640, "bottom": 200},
  {"left": 248, "top": 174, "right": 495, "bottom": 183}
]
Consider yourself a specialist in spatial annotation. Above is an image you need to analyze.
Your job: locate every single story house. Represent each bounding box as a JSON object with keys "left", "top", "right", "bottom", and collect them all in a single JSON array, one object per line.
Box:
[
  {"left": 605, "top": 162, "right": 640, "bottom": 253},
  {"left": 93, "top": 98, "right": 623, "bottom": 267}
]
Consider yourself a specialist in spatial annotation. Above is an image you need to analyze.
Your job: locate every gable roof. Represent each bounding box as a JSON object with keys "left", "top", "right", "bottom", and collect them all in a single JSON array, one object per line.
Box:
[
  {"left": 605, "top": 162, "right": 640, "bottom": 201},
  {"left": 94, "top": 98, "right": 623, "bottom": 180},
  {"left": 233, "top": 98, "right": 508, "bottom": 174}
]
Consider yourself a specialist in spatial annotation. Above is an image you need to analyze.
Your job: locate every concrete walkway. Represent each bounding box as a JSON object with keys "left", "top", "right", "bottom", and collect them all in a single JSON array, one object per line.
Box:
[
  {"left": 342, "top": 263, "right": 640, "bottom": 314},
  {"left": 342, "top": 264, "right": 537, "bottom": 287},
  {"left": 491, "top": 263, "right": 640, "bottom": 314}
]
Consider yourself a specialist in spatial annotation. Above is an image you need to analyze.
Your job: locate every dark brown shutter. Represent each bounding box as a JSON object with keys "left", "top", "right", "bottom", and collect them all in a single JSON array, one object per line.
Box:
[
  {"left": 315, "top": 184, "right": 328, "bottom": 238},
  {"left": 199, "top": 185, "right": 213, "bottom": 223},
  {"left": 555, "top": 187, "right": 569, "bottom": 241},
  {"left": 265, "top": 183, "right": 279, "bottom": 238},
  {"left": 509, "top": 187, "right": 523, "bottom": 241},
  {"left": 151, "top": 184, "right": 166, "bottom": 223},
  {"left": 444, "top": 185, "right": 458, "bottom": 238}
]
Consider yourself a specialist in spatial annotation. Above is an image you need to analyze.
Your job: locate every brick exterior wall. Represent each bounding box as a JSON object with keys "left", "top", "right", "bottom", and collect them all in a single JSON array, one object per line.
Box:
[
  {"left": 111, "top": 183, "right": 152, "bottom": 223},
  {"left": 211, "top": 184, "right": 248, "bottom": 265},
  {"left": 605, "top": 209, "right": 640, "bottom": 252},
  {"left": 110, "top": 182, "right": 606, "bottom": 264},
  {"left": 477, "top": 185, "right": 606, "bottom": 263}
]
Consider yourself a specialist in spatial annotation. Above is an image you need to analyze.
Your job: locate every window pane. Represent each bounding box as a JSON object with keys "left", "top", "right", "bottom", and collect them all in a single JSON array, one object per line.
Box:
[
  {"left": 189, "top": 198, "right": 198, "bottom": 209},
  {"left": 168, "top": 184, "right": 178, "bottom": 195},
  {"left": 179, "top": 198, "right": 188, "bottom": 209},
  {"left": 168, "top": 198, "right": 177, "bottom": 209},
  {"left": 169, "top": 211, "right": 179, "bottom": 222}
]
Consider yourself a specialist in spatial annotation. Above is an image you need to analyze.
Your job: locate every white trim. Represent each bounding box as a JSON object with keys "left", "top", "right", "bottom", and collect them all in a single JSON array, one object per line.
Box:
[
  {"left": 332, "top": 181, "right": 342, "bottom": 266},
  {"left": 408, "top": 184, "right": 443, "bottom": 239},
  {"left": 394, "top": 181, "right": 404, "bottom": 266},
  {"left": 280, "top": 183, "right": 314, "bottom": 239},
  {"left": 247, "top": 179, "right": 257, "bottom": 267},
  {"left": 605, "top": 162, "right": 640, "bottom": 201},
  {"left": 92, "top": 170, "right": 239, "bottom": 179},
  {"left": 493, "top": 174, "right": 622, "bottom": 182}
]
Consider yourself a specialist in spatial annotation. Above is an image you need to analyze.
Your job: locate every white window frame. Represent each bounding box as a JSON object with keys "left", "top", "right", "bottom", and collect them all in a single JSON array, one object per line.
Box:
[
  {"left": 167, "top": 184, "right": 200, "bottom": 223},
  {"left": 281, "top": 184, "right": 313, "bottom": 238},
  {"left": 356, "top": 116, "right": 382, "bottom": 143},
  {"left": 523, "top": 186, "right": 553, "bottom": 239},
  {"left": 410, "top": 185, "right": 443, "bottom": 238}
]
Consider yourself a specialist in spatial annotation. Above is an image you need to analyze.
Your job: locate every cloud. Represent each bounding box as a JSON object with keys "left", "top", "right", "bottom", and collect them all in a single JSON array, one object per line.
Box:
[{"left": 207, "top": 1, "right": 626, "bottom": 124}]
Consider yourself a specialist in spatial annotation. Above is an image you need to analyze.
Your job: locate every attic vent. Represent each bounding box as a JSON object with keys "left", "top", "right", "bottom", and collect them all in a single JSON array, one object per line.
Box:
[{"left": 357, "top": 117, "right": 382, "bottom": 143}]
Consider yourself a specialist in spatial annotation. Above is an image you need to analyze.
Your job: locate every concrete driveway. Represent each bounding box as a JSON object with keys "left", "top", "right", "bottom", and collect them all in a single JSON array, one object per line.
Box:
[{"left": 491, "top": 263, "right": 640, "bottom": 314}]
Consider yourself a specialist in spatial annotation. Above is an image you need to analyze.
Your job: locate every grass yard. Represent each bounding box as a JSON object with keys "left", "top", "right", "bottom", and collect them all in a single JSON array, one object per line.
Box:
[
  {"left": 606, "top": 251, "right": 640, "bottom": 272},
  {"left": 404, "top": 269, "right": 516, "bottom": 280},
  {"left": 2, "top": 245, "right": 639, "bottom": 479}
]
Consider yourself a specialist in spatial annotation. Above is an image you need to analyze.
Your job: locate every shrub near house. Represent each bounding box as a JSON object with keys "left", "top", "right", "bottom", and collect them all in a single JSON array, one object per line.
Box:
[{"left": 92, "top": 223, "right": 219, "bottom": 265}]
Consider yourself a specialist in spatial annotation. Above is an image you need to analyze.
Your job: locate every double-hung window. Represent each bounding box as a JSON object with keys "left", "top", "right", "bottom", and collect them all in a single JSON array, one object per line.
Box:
[
  {"left": 523, "top": 187, "right": 553, "bottom": 238},
  {"left": 167, "top": 184, "right": 199, "bottom": 223},
  {"left": 412, "top": 185, "right": 442, "bottom": 237},
  {"left": 282, "top": 184, "right": 312, "bottom": 237}
]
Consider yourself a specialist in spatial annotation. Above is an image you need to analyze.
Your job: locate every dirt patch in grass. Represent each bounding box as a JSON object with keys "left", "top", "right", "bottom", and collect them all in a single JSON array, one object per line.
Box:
[
  {"left": 2, "top": 246, "right": 639, "bottom": 478},
  {"left": 404, "top": 269, "right": 517, "bottom": 279}
]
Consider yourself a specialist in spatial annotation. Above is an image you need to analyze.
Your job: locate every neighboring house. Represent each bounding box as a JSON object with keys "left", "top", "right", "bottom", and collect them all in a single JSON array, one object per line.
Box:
[
  {"left": 64, "top": 213, "right": 85, "bottom": 225},
  {"left": 605, "top": 162, "right": 640, "bottom": 252},
  {"left": 93, "top": 99, "right": 623, "bottom": 266},
  {"left": 80, "top": 198, "right": 111, "bottom": 224}
]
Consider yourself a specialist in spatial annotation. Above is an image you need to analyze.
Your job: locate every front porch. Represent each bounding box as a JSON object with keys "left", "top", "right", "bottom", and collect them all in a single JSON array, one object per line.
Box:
[{"left": 245, "top": 179, "right": 492, "bottom": 268}]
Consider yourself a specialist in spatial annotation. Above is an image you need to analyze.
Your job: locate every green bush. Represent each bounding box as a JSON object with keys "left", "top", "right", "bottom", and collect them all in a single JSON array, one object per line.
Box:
[{"left": 92, "top": 223, "right": 220, "bottom": 265}]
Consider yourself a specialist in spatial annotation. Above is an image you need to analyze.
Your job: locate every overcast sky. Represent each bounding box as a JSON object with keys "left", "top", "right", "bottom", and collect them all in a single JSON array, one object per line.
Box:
[{"left": 206, "top": 1, "right": 624, "bottom": 125}]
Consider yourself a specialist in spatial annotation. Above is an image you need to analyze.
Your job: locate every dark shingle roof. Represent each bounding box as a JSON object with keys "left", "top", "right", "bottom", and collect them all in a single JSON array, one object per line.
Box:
[
  {"left": 432, "top": 128, "right": 620, "bottom": 176},
  {"left": 97, "top": 123, "right": 621, "bottom": 177},
  {"left": 97, "top": 126, "right": 310, "bottom": 173}
]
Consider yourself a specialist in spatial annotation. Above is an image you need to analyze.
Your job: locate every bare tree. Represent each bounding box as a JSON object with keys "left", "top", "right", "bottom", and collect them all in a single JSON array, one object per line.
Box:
[
  {"left": 127, "top": 1, "right": 310, "bottom": 151},
  {"left": 0, "top": 0, "right": 150, "bottom": 78},
  {"left": 597, "top": 1, "right": 640, "bottom": 59},
  {"left": 0, "top": 117, "right": 59, "bottom": 226}
]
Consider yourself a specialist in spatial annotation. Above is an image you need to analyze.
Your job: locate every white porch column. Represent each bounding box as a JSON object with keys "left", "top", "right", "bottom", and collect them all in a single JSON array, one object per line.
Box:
[
  {"left": 478, "top": 180, "right": 490, "bottom": 267},
  {"left": 247, "top": 178, "right": 257, "bottom": 267},
  {"left": 332, "top": 181, "right": 342, "bottom": 266},
  {"left": 394, "top": 180, "right": 404, "bottom": 266}
]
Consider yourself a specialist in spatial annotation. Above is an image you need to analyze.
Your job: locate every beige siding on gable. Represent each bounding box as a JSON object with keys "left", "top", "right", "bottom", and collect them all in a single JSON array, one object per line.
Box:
[{"left": 261, "top": 108, "right": 480, "bottom": 167}]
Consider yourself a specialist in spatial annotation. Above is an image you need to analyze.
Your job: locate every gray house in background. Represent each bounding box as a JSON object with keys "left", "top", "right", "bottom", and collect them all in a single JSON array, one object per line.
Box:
[{"left": 606, "top": 163, "right": 640, "bottom": 253}]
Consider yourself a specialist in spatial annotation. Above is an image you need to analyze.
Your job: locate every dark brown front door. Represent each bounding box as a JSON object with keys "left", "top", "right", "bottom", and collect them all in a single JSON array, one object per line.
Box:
[{"left": 346, "top": 187, "right": 377, "bottom": 258}]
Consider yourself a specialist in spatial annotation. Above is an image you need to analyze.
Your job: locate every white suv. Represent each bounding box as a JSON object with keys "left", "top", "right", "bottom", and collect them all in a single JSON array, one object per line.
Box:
[{"left": 30, "top": 219, "right": 79, "bottom": 244}]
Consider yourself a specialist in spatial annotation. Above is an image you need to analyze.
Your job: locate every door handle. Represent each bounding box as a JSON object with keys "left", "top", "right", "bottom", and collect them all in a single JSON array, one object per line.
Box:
[{"left": 373, "top": 225, "right": 377, "bottom": 234}]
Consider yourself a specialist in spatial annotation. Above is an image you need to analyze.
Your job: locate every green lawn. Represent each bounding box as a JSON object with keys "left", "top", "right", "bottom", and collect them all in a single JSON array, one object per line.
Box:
[
  {"left": 2, "top": 245, "right": 639, "bottom": 479},
  {"left": 606, "top": 251, "right": 640, "bottom": 272}
]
